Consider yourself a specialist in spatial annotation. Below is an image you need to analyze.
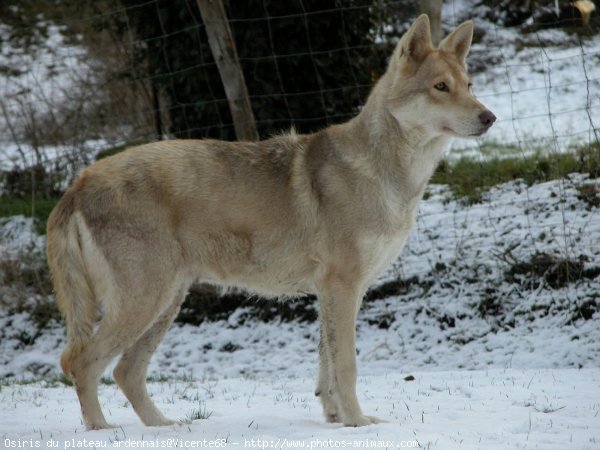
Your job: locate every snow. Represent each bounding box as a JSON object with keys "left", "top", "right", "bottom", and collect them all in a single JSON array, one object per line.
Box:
[
  {"left": 1, "top": 369, "right": 599, "bottom": 449},
  {"left": 0, "top": 215, "right": 45, "bottom": 258},
  {"left": 398, "top": 174, "right": 599, "bottom": 280}
]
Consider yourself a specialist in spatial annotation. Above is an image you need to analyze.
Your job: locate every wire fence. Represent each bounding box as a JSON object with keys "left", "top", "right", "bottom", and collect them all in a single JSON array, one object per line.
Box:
[
  {"left": 0, "top": 0, "right": 599, "bottom": 276},
  {"left": 1, "top": 1, "right": 599, "bottom": 163}
]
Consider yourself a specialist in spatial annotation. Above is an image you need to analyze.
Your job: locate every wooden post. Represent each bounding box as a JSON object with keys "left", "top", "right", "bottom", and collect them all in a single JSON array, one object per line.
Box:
[
  {"left": 419, "top": 0, "right": 443, "bottom": 47},
  {"left": 196, "top": 0, "right": 258, "bottom": 141}
]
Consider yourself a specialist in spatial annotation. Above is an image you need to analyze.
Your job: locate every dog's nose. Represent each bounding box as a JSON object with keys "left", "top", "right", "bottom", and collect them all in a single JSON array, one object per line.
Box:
[{"left": 479, "top": 110, "right": 496, "bottom": 127}]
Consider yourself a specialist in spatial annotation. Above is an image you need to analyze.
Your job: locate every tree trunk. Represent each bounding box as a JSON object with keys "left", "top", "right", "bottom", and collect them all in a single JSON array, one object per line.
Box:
[
  {"left": 196, "top": 0, "right": 258, "bottom": 141},
  {"left": 419, "top": 0, "right": 443, "bottom": 47}
]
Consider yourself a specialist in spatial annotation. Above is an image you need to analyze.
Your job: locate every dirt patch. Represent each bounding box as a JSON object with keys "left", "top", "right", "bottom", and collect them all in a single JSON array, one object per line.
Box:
[
  {"left": 576, "top": 184, "right": 600, "bottom": 209},
  {"left": 505, "top": 252, "right": 597, "bottom": 289}
]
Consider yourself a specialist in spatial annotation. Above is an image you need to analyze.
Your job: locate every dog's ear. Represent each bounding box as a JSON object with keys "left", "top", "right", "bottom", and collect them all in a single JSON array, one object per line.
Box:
[
  {"left": 440, "top": 20, "right": 473, "bottom": 63},
  {"left": 398, "top": 14, "right": 432, "bottom": 62}
]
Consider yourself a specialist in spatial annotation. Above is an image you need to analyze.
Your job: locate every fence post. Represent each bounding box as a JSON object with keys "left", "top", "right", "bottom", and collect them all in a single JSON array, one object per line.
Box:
[
  {"left": 196, "top": 0, "right": 258, "bottom": 141},
  {"left": 419, "top": 0, "right": 443, "bottom": 46}
]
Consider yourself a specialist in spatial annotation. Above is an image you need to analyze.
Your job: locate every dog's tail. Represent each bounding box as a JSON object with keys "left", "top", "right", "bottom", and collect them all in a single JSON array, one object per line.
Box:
[{"left": 47, "top": 189, "right": 97, "bottom": 377}]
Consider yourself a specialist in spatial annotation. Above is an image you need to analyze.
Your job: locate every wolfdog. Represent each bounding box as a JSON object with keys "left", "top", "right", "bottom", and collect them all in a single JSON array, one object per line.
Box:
[{"left": 47, "top": 14, "right": 495, "bottom": 429}]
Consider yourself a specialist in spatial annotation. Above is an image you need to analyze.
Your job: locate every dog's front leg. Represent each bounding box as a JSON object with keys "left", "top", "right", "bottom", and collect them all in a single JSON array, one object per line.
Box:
[
  {"left": 315, "top": 324, "right": 340, "bottom": 422},
  {"left": 316, "top": 272, "right": 380, "bottom": 427}
]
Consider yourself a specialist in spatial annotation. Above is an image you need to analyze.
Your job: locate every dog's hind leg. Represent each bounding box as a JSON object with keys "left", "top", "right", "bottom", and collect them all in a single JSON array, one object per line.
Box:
[
  {"left": 68, "top": 312, "right": 157, "bottom": 430},
  {"left": 68, "top": 331, "right": 119, "bottom": 430},
  {"left": 113, "top": 287, "right": 187, "bottom": 427},
  {"left": 68, "top": 281, "right": 181, "bottom": 430}
]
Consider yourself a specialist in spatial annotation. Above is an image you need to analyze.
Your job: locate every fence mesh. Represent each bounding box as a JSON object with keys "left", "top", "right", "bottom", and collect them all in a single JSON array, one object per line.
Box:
[{"left": 1, "top": 2, "right": 598, "bottom": 162}]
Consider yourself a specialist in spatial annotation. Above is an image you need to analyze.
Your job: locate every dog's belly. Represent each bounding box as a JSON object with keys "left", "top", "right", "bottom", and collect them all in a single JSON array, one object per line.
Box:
[
  {"left": 203, "top": 260, "right": 317, "bottom": 297},
  {"left": 190, "top": 232, "right": 318, "bottom": 297}
]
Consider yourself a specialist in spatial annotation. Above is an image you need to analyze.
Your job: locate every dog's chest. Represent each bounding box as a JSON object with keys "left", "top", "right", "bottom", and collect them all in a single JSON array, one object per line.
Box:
[{"left": 361, "top": 223, "right": 414, "bottom": 284}]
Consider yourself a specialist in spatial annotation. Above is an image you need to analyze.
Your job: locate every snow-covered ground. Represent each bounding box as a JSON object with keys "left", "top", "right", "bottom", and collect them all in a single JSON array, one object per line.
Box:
[{"left": 1, "top": 369, "right": 599, "bottom": 449}]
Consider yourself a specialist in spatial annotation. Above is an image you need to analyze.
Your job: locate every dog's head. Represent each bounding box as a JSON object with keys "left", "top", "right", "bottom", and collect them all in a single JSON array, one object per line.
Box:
[{"left": 386, "top": 15, "right": 495, "bottom": 138}]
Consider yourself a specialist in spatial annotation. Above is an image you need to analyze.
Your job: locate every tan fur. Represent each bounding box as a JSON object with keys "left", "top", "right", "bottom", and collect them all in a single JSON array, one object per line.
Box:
[{"left": 47, "top": 15, "right": 495, "bottom": 429}]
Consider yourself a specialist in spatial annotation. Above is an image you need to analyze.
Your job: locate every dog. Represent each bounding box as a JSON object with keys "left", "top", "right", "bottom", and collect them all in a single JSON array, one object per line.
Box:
[{"left": 47, "top": 14, "right": 495, "bottom": 429}]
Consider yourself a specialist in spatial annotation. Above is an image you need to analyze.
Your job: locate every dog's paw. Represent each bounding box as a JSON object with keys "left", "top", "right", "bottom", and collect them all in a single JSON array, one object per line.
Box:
[
  {"left": 343, "top": 414, "right": 382, "bottom": 427},
  {"left": 156, "top": 418, "right": 181, "bottom": 427},
  {"left": 326, "top": 413, "right": 341, "bottom": 423},
  {"left": 366, "top": 415, "right": 386, "bottom": 424},
  {"left": 86, "top": 421, "right": 116, "bottom": 430},
  {"left": 145, "top": 416, "right": 182, "bottom": 427}
]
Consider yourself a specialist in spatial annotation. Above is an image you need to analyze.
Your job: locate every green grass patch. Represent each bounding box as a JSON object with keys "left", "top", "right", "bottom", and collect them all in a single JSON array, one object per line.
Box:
[
  {"left": 432, "top": 142, "right": 600, "bottom": 204},
  {"left": 0, "top": 374, "right": 73, "bottom": 389},
  {"left": 99, "top": 376, "right": 115, "bottom": 385},
  {"left": 0, "top": 197, "right": 59, "bottom": 234},
  {"left": 147, "top": 373, "right": 197, "bottom": 383},
  {"left": 146, "top": 374, "right": 171, "bottom": 383},
  {"left": 45, "top": 374, "right": 74, "bottom": 387},
  {"left": 184, "top": 403, "right": 212, "bottom": 423}
]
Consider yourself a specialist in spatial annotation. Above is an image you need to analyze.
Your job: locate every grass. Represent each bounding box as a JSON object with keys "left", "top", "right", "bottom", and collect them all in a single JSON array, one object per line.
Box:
[
  {"left": 147, "top": 373, "right": 197, "bottom": 383},
  {"left": 0, "top": 374, "right": 73, "bottom": 389},
  {"left": 45, "top": 374, "right": 74, "bottom": 387},
  {"left": 431, "top": 141, "right": 600, "bottom": 204},
  {"left": 184, "top": 402, "right": 212, "bottom": 423},
  {"left": 0, "top": 374, "right": 202, "bottom": 389},
  {"left": 0, "top": 196, "right": 60, "bottom": 234}
]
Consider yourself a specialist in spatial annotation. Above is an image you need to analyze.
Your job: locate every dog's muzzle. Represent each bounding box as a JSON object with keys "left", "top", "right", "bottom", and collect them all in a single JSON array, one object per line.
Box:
[{"left": 479, "top": 110, "right": 496, "bottom": 130}]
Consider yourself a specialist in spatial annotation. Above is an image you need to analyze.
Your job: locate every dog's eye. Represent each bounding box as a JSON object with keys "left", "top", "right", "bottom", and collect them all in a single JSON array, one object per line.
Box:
[{"left": 434, "top": 82, "right": 448, "bottom": 92}]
